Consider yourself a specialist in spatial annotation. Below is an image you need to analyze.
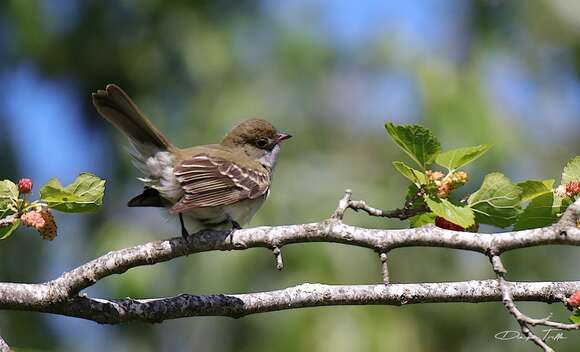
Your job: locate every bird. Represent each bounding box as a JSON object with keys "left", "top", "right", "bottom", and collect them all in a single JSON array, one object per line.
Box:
[{"left": 91, "top": 84, "right": 291, "bottom": 238}]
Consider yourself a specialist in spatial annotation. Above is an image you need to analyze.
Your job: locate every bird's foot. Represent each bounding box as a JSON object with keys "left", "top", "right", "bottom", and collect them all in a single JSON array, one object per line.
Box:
[
  {"left": 227, "top": 218, "right": 242, "bottom": 246},
  {"left": 224, "top": 214, "right": 242, "bottom": 231},
  {"left": 231, "top": 220, "right": 242, "bottom": 230}
]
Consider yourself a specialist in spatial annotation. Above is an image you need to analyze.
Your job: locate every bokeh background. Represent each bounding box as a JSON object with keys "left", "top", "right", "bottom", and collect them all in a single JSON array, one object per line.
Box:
[{"left": 1, "top": 1, "right": 579, "bottom": 351}]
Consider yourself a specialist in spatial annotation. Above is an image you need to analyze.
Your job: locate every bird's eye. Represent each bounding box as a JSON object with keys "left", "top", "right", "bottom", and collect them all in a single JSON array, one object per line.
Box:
[{"left": 255, "top": 138, "right": 268, "bottom": 148}]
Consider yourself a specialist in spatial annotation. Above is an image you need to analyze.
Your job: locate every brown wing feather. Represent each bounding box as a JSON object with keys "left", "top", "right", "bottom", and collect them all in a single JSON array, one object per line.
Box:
[{"left": 169, "top": 155, "right": 270, "bottom": 213}]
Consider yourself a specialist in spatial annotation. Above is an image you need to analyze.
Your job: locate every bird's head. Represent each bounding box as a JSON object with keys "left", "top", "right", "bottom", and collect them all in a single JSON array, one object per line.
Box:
[{"left": 221, "top": 118, "right": 292, "bottom": 168}]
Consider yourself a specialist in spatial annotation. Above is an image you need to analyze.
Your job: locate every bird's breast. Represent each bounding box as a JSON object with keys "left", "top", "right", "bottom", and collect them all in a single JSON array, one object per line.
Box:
[{"left": 181, "top": 195, "right": 267, "bottom": 229}]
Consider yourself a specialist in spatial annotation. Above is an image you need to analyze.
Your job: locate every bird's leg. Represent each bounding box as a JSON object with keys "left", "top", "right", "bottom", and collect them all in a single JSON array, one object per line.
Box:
[
  {"left": 231, "top": 220, "right": 242, "bottom": 230},
  {"left": 223, "top": 213, "right": 242, "bottom": 230},
  {"left": 179, "top": 213, "right": 190, "bottom": 240},
  {"left": 224, "top": 215, "right": 241, "bottom": 246}
]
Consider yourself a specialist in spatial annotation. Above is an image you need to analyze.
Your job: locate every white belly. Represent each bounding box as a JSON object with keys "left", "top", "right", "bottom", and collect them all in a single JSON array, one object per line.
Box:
[{"left": 182, "top": 196, "right": 266, "bottom": 232}]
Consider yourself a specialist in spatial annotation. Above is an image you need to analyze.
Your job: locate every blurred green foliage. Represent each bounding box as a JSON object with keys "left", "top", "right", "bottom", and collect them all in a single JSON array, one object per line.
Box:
[{"left": 1, "top": 1, "right": 580, "bottom": 351}]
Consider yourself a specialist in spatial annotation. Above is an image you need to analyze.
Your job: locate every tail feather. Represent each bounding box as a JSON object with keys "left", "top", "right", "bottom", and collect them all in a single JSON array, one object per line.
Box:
[
  {"left": 128, "top": 187, "right": 165, "bottom": 207},
  {"left": 92, "top": 84, "right": 173, "bottom": 154}
]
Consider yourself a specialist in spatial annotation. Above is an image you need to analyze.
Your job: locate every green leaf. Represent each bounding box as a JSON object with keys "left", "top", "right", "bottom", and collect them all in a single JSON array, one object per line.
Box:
[
  {"left": 0, "top": 219, "right": 20, "bottom": 240},
  {"left": 40, "top": 173, "right": 105, "bottom": 213},
  {"left": 517, "top": 179, "right": 555, "bottom": 201},
  {"left": 513, "top": 192, "right": 558, "bottom": 230},
  {"left": 468, "top": 172, "right": 523, "bottom": 228},
  {"left": 561, "top": 156, "right": 580, "bottom": 184},
  {"left": 425, "top": 198, "right": 475, "bottom": 228},
  {"left": 408, "top": 212, "right": 436, "bottom": 228},
  {"left": 435, "top": 144, "right": 492, "bottom": 171},
  {"left": 385, "top": 122, "right": 441, "bottom": 170},
  {"left": 569, "top": 310, "right": 580, "bottom": 324},
  {"left": 0, "top": 180, "right": 19, "bottom": 212},
  {"left": 392, "top": 161, "right": 428, "bottom": 185},
  {"left": 553, "top": 194, "right": 573, "bottom": 217}
]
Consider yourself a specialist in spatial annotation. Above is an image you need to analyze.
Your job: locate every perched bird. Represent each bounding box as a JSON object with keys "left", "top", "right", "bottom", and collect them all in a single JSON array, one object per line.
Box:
[{"left": 92, "top": 84, "right": 291, "bottom": 237}]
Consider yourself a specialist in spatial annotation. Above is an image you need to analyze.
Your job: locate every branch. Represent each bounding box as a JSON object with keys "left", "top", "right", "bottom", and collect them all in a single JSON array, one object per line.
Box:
[
  {"left": 0, "top": 204, "right": 576, "bottom": 307},
  {"left": 333, "top": 189, "right": 428, "bottom": 220},
  {"left": 0, "top": 335, "right": 9, "bottom": 352},
  {"left": 0, "top": 194, "right": 577, "bottom": 304},
  {"left": 0, "top": 192, "right": 578, "bottom": 349},
  {"left": 491, "top": 255, "right": 554, "bottom": 352},
  {"left": 490, "top": 254, "right": 579, "bottom": 352},
  {"left": 15, "top": 280, "right": 580, "bottom": 324}
]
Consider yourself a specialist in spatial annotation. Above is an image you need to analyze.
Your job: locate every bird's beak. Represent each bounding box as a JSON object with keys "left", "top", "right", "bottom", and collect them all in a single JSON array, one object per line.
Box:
[{"left": 275, "top": 132, "right": 292, "bottom": 143}]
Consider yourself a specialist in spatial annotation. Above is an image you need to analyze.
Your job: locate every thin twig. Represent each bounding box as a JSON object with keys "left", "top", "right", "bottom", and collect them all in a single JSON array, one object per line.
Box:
[
  {"left": 273, "top": 247, "right": 284, "bottom": 271},
  {"left": 348, "top": 200, "right": 428, "bottom": 220},
  {"left": 336, "top": 188, "right": 429, "bottom": 221},
  {"left": 330, "top": 189, "right": 353, "bottom": 220},
  {"left": 379, "top": 252, "right": 389, "bottom": 284},
  {"left": 489, "top": 254, "right": 579, "bottom": 352}
]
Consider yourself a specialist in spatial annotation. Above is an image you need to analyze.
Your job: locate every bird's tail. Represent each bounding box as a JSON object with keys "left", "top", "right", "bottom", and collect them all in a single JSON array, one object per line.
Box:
[{"left": 92, "top": 84, "right": 173, "bottom": 157}]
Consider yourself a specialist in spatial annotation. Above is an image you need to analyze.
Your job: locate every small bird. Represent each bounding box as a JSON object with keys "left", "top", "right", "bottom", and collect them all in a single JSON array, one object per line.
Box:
[{"left": 92, "top": 84, "right": 291, "bottom": 237}]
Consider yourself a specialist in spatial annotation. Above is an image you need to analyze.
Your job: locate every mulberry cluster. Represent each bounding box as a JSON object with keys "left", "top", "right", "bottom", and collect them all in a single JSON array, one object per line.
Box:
[
  {"left": 568, "top": 291, "right": 580, "bottom": 308},
  {"left": 555, "top": 181, "right": 580, "bottom": 198},
  {"left": 427, "top": 170, "right": 468, "bottom": 198},
  {"left": 426, "top": 170, "right": 444, "bottom": 181},
  {"left": 20, "top": 210, "right": 57, "bottom": 241},
  {"left": 566, "top": 181, "right": 580, "bottom": 197},
  {"left": 18, "top": 178, "right": 33, "bottom": 194}
]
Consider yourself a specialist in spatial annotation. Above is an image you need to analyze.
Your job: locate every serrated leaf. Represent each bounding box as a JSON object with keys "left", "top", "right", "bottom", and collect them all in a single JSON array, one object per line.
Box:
[
  {"left": 0, "top": 180, "right": 19, "bottom": 212},
  {"left": 385, "top": 122, "right": 441, "bottom": 170},
  {"left": 435, "top": 144, "right": 492, "bottom": 171},
  {"left": 63, "top": 173, "right": 105, "bottom": 198},
  {"left": 561, "top": 156, "right": 580, "bottom": 184},
  {"left": 425, "top": 198, "right": 474, "bottom": 228},
  {"left": 0, "top": 219, "right": 20, "bottom": 240},
  {"left": 517, "top": 179, "right": 555, "bottom": 201},
  {"left": 468, "top": 172, "right": 522, "bottom": 228},
  {"left": 569, "top": 311, "right": 580, "bottom": 324},
  {"left": 392, "top": 161, "right": 428, "bottom": 185},
  {"left": 40, "top": 173, "right": 105, "bottom": 213},
  {"left": 408, "top": 212, "right": 436, "bottom": 228},
  {"left": 513, "top": 192, "right": 558, "bottom": 230}
]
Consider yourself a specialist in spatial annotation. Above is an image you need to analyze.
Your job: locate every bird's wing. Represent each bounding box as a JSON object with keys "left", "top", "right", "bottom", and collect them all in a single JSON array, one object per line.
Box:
[{"left": 169, "top": 154, "right": 270, "bottom": 213}]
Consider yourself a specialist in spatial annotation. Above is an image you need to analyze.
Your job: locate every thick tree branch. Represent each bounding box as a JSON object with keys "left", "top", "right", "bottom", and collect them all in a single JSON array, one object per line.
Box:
[{"left": 9, "top": 280, "right": 580, "bottom": 324}]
